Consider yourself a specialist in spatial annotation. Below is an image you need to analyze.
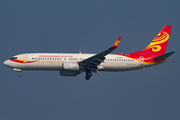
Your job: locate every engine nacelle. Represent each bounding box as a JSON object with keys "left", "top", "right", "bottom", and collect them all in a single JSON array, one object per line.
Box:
[
  {"left": 62, "top": 62, "right": 79, "bottom": 71},
  {"left": 60, "top": 70, "right": 79, "bottom": 76}
]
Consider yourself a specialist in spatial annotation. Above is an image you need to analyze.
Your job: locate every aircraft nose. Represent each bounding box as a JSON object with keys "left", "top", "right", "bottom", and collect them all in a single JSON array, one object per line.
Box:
[{"left": 3, "top": 60, "right": 10, "bottom": 66}]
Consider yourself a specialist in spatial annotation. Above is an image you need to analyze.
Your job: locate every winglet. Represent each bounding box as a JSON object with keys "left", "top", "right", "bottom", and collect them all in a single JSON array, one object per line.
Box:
[{"left": 110, "top": 36, "right": 121, "bottom": 49}]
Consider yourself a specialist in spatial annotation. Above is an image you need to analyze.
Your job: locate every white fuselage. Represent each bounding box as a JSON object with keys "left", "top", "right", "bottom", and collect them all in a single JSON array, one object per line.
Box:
[{"left": 4, "top": 53, "right": 155, "bottom": 72}]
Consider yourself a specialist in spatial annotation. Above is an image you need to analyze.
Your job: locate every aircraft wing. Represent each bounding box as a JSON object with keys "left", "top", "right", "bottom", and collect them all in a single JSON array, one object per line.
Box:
[{"left": 79, "top": 36, "right": 121, "bottom": 68}]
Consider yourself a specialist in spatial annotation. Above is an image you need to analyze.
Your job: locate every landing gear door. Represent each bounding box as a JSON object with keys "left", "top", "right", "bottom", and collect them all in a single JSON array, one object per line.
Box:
[{"left": 23, "top": 54, "right": 28, "bottom": 63}]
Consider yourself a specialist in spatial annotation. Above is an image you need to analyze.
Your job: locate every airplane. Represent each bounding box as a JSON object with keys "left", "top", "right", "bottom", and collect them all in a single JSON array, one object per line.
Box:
[{"left": 3, "top": 25, "right": 175, "bottom": 80}]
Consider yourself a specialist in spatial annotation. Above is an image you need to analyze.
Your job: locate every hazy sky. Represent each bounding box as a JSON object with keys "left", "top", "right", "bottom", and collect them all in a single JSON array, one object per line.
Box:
[{"left": 1, "top": 1, "right": 180, "bottom": 120}]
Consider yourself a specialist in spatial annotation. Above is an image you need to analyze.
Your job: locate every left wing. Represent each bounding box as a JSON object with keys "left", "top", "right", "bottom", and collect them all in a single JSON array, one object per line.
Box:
[{"left": 79, "top": 36, "right": 121, "bottom": 69}]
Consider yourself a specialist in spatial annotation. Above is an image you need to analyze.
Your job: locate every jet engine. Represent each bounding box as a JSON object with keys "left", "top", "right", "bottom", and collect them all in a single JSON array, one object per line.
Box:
[
  {"left": 62, "top": 62, "right": 79, "bottom": 71},
  {"left": 60, "top": 62, "right": 80, "bottom": 76}
]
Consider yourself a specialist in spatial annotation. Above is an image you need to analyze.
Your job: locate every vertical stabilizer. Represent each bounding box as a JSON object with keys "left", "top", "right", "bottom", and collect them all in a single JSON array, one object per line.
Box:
[{"left": 129, "top": 25, "right": 172, "bottom": 57}]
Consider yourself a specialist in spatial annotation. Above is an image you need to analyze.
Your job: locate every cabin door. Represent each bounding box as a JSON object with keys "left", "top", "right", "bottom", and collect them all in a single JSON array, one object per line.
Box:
[
  {"left": 23, "top": 54, "right": 28, "bottom": 63},
  {"left": 139, "top": 56, "right": 144, "bottom": 65}
]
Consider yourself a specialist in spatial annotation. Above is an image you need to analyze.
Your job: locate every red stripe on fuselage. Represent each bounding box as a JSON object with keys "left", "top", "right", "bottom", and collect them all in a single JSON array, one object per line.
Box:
[{"left": 9, "top": 59, "right": 37, "bottom": 63}]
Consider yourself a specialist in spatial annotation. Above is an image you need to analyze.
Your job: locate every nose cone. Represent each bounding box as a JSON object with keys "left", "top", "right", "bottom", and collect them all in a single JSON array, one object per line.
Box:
[{"left": 3, "top": 60, "right": 10, "bottom": 67}]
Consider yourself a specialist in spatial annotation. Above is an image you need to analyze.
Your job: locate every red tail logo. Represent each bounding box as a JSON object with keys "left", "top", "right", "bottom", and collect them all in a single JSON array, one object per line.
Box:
[
  {"left": 143, "top": 25, "right": 172, "bottom": 56},
  {"left": 127, "top": 25, "right": 172, "bottom": 58},
  {"left": 146, "top": 31, "right": 169, "bottom": 52}
]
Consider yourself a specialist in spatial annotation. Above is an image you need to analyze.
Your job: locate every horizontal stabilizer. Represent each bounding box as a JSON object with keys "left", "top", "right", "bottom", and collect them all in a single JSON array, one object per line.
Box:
[{"left": 153, "top": 51, "right": 176, "bottom": 61}]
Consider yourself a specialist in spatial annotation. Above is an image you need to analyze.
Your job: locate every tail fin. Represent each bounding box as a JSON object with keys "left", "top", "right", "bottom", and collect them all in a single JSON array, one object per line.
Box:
[{"left": 130, "top": 25, "right": 172, "bottom": 57}]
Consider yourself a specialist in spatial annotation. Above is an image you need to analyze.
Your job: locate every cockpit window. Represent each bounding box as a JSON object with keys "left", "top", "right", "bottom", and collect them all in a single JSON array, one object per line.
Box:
[{"left": 10, "top": 57, "right": 17, "bottom": 59}]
